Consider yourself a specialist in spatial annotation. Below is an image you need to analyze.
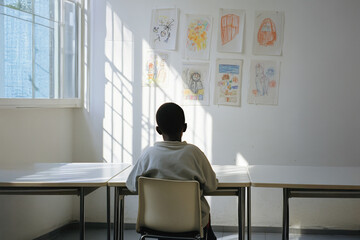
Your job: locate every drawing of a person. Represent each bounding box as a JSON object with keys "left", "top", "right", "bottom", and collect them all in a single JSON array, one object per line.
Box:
[
  {"left": 255, "top": 63, "right": 269, "bottom": 96},
  {"left": 156, "top": 60, "right": 167, "bottom": 85},
  {"left": 188, "top": 71, "right": 203, "bottom": 94}
]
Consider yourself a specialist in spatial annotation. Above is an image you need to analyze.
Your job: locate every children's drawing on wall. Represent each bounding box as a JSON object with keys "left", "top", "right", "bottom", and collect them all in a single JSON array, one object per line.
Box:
[
  {"left": 248, "top": 60, "right": 280, "bottom": 105},
  {"left": 253, "top": 11, "right": 284, "bottom": 56},
  {"left": 217, "top": 9, "right": 245, "bottom": 53},
  {"left": 182, "top": 63, "right": 210, "bottom": 105},
  {"left": 184, "top": 14, "right": 212, "bottom": 60},
  {"left": 143, "top": 51, "right": 169, "bottom": 87},
  {"left": 214, "top": 59, "right": 243, "bottom": 106},
  {"left": 150, "top": 8, "right": 178, "bottom": 50}
]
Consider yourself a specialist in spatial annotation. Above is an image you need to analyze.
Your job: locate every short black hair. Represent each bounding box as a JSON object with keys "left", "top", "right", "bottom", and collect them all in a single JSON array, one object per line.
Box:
[{"left": 156, "top": 102, "right": 185, "bottom": 135}]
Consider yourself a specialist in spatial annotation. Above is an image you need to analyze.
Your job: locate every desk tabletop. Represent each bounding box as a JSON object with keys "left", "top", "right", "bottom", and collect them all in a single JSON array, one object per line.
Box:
[
  {"left": 249, "top": 165, "right": 360, "bottom": 189},
  {"left": 212, "top": 165, "right": 251, "bottom": 187},
  {"left": 107, "top": 165, "right": 251, "bottom": 188},
  {"left": 0, "top": 163, "right": 130, "bottom": 187}
]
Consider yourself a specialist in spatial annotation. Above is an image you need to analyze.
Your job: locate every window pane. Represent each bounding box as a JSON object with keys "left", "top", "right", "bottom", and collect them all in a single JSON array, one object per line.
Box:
[
  {"left": 0, "top": 5, "right": 33, "bottom": 98},
  {"left": 34, "top": 0, "right": 57, "bottom": 21},
  {"left": 3, "top": 0, "right": 32, "bottom": 13},
  {"left": 63, "top": 0, "right": 77, "bottom": 98},
  {"left": 0, "top": 0, "right": 79, "bottom": 102},
  {"left": 34, "top": 23, "right": 54, "bottom": 98},
  {"left": 33, "top": 0, "right": 57, "bottom": 98}
]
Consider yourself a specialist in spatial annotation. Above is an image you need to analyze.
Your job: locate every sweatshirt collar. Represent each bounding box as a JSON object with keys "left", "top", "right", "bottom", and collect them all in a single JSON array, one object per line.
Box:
[{"left": 155, "top": 141, "right": 187, "bottom": 146}]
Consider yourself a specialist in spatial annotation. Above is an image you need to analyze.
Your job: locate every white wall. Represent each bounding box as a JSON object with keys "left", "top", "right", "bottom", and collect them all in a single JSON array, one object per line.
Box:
[
  {"left": 0, "top": 109, "right": 74, "bottom": 239},
  {"left": 80, "top": 0, "right": 360, "bottom": 230}
]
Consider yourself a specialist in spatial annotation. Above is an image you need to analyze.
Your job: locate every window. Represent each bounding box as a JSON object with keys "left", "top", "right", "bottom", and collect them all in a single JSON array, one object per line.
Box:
[{"left": 0, "top": 0, "right": 82, "bottom": 107}]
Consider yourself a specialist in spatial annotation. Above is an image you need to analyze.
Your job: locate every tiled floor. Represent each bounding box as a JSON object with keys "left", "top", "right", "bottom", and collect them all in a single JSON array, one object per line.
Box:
[{"left": 40, "top": 225, "right": 360, "bottom": 240}]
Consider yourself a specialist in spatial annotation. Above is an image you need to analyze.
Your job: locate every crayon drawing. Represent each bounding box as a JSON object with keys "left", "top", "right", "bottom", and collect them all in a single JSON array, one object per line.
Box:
[
  {"left": 150, "top": 8, "right": 178, "bottom": 50},
  {"left": 253, "top": 11, "right": 284, "bottom": 55},
  {"left": 248, "top": 60, "right": 280, "bottom": 105},
  {"left": 182, "top": 63, "right": 210, "bottom": 105},
  {"left": 143, "top": 51, "right": 169, "bottom": 87},
  {"left": 184, "top": 14, "right": 212, "bottom": 60},
  {"left": 214, "top": 59, "right": 243, "bottom": 106},
  {"left": 217, "top": 9, "right": 245, "bottom": 53}
]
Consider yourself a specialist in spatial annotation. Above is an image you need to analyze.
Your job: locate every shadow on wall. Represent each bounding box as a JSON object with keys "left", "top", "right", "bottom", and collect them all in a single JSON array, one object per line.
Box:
[
  {"left": 101, "top": 0, "right": 216, "bottom": 166},
  {"left": 100, "top": 0, "right": 251, "bottom": 173},
  {"left": 93, "top": 0, "right": 253, "bottom": 228}
]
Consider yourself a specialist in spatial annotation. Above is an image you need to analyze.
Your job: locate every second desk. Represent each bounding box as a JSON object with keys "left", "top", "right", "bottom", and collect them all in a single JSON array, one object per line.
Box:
[{"left": 108, "top": 165, "right": 251, "bottom": 240}]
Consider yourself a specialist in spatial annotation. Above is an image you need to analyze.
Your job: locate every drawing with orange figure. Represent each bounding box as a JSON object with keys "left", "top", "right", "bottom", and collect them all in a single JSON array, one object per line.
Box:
[
  {"left": 187, "top": 20, "right": 209, "bottom": 52},
  {"left": 222, "top": 74, "right": 230, "bottom": 81},
  {"left": 221, "top": 14, "right": 240, "bottom": 45},
  {"left": 146, "top": 62, "right": 155, "bottom": 83},
  {"left": 257, "top": 18, "right": 277, "bottom": 46}
]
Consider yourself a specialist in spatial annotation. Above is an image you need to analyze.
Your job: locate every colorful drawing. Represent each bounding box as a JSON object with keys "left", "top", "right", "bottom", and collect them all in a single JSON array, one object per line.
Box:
[
  {"left": 184, "top": 15, "right": 212, "bottom": 60},
  {"left": 150, "top": 8, "right": 178, "bottom": 50},
  {"left": 253, "top": 11, "right": 284, "bottom": 55},
  {"left": 182, "top": 63, "right": 210, "bottom": 105},
  {"left": 214, "top": 59, "right": 243, "bottom": 106},
  {"left": 221, "top": 14, "right": 239, "bottom": 45},
  {"left": 248, "top": 60, "right": 280, "bottom": 105},
  {"left": 217, "top": 9, "right": 245, "bottom": 53},
  {"left": 143, "top": 51, "right": 169, "bottom": 87},
  {"left": 258, "top": 18, "right": 277, "bottom": 46}
]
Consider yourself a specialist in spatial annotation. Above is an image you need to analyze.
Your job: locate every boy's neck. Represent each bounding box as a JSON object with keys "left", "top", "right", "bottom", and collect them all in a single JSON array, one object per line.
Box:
[{"left": 162, "top": 135, "right": 182, "bottom": 142}]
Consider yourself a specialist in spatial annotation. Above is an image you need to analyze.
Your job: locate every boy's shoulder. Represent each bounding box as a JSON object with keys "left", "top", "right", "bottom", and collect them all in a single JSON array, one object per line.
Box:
[{"left": 154, "top": 141, "right": 201, "bottom": 151}]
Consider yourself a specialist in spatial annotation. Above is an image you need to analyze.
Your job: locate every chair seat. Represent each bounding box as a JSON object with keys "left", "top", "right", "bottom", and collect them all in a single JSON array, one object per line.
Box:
[{"left": 139, "top": 227, "right": 201, "bottom": 239}]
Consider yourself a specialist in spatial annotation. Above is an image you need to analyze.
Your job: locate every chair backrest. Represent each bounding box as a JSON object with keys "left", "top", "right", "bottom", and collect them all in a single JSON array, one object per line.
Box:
[{"left": 136, "top": 177, "right": 203, "bottom": 237}]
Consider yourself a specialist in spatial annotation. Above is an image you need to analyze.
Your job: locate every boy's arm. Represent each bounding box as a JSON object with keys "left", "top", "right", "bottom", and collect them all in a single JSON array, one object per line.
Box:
[
  {"left": 202, "top": 163, "right": 218, "bottom": 193},
  {"left": 126, "top": 159, "right": 145, "bottom": 193},
  {"left": 198, "top": 150, "right": 218, "bottom": 193}
]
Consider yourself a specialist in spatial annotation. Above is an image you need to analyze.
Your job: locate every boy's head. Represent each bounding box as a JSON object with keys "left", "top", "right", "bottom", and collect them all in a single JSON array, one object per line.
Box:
[{"left": 156, "top": 102, "right": 187, "bottom": 141}]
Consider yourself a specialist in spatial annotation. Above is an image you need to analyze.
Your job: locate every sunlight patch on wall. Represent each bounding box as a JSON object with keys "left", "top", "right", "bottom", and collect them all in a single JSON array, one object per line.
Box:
[
  {"left": 183, "top": 107, "right": 213, "bottom": 163},
  {"left": 140, "top": 41, "right": 213, "bottom": 161},
  {"left": 236, "top": 153, "right": 249, "bottom": 166},
  {"left": 102, "top": 2, "right": 134, "bottom": 164},
  {"left": 140, "top": 40, "right": 176, "bottom": 151}
]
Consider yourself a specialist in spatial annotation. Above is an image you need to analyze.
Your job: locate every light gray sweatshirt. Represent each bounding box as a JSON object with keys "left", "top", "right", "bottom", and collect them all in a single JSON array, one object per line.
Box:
[{"left": 126, "top": 141, "right": 218, "bottom": 227}]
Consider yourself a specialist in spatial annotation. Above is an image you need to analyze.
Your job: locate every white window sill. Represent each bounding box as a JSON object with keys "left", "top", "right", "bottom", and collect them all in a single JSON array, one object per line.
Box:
[{"left": 0, "top": 98, "right": 82, "bottom": 108}]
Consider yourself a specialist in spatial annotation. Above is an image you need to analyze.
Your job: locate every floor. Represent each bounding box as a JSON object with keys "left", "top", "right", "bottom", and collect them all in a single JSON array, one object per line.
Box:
[{"left": 40, "top": 225, "right": 360, "bottom": 240}]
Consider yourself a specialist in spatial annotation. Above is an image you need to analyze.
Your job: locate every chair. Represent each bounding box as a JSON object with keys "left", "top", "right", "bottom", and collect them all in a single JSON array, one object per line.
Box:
[{"left": 136, "top": 177, "right": 203, "bottom": 240}]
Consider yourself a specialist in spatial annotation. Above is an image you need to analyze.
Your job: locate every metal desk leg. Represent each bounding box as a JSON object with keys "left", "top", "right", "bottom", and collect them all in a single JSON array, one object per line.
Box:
[
  {"left": 114, "top": 187, "right": 119, "bottom": 240},
  {"left": 282, "top": 188, "right": 289, "bottom": 240},
  {"left": 107, "top": 186, "right": 111, "bottom": 240},
  {"left": 120, "top": 194, "right": 125, "bottom": 240},
  {"left": 238, "top": 188, "right": 245, "bottom": 240},
  {"left": 247, "top": 187, "right": 251, "bottom": 240},
  {"left": 80, "top": 187, "right": 85, "bottom": 240}
]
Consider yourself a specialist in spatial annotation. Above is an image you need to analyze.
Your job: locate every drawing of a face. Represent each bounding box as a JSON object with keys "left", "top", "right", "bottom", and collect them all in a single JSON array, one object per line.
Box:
[
  {"left": 153, "top": 18, "right": 174, "bottom": 43},
  {"left": 257, "top": 18, "right": 277, "bottom": 46},
  {"left": 189, "top": 71, "right": 203, "bottom": 94},
  {"left": 191, "top": 72, "right": 201, "bottom": 82},
  {"left": 266, "top": 68, "right": 275, "bottom": 77}
]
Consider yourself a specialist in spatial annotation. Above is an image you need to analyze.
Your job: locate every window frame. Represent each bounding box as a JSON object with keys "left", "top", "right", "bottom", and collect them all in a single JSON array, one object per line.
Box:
[{"left": 0, "top": 0, "right": 84, "bottom": 108}]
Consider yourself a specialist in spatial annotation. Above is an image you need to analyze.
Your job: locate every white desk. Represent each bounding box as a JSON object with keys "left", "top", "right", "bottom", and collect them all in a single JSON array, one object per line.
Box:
[
  {"left": 108, "top": 165, "right": 251, "bottom": 240},
  {"left": 248, "top": 165, "right": 360, "bottom": 240},
  {"left": 0, "top": 162, "right": 130, "bottom": 240}
]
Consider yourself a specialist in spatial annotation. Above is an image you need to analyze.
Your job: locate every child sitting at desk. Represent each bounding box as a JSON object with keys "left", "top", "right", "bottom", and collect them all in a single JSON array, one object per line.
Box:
[{"left": 126, "top": 102, "right": 218, "bottom": 240}]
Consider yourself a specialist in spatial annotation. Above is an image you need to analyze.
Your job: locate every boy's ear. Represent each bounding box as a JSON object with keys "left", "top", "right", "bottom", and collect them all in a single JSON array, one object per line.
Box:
[
  {"left": 183, "top": 123, "right": 187, "bottom": 132},
  {"left": 156, "top": 126, "right": 162, "bottom": 135}
]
